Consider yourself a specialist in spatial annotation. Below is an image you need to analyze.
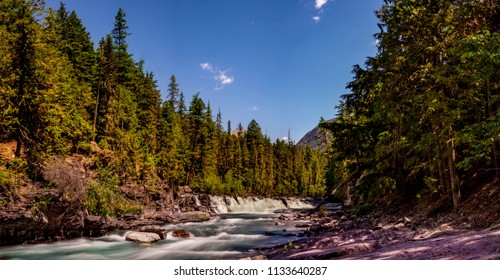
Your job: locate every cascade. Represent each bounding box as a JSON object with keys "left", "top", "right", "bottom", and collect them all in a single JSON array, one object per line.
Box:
[{"left": 209, "top": 196, "right": 315, "bottom": 213}]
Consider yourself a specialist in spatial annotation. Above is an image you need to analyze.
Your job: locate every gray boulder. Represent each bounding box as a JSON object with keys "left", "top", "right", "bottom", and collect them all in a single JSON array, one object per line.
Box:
[
  {"left": 173, "top": 211, "right": 211, "bottom": 223},
  {"left": 139, "top": 225, "right": 167, "bottom": 240},
  {"left": 125, "top": 231, "right": 161, "bottom": 243}
]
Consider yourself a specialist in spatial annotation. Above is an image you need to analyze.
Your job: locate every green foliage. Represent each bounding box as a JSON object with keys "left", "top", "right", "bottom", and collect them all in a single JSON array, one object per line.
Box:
[
  {"left": 319, "top": 207, "right": 329, "bottom": 218},
  {"left": 0, "top": 169, "right": 18, "bottom": 193},
  {"left": 6, "top": 157, "right": 28, "bottom": 173},
  {"left": 354, "top": 203, "right": 372, "bottom": 216},
  {"left": 32, "top": 194, "right": 55, "bottom": 214},
  {"left": 0, "top": 3, "right": 328, "bottom": 207},
  {"left": 323, "top": 0, "right": 499, "bottom": 209},
  {"left": 84, "top": 166, "right": 141, "bottom": 217}
]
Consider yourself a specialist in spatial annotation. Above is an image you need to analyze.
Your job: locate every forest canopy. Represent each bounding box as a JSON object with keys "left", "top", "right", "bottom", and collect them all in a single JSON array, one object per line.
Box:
[
  {"left": 1, "top": 0, "right": 498, "bottom": 215},
  {"left": 321, "top": 0, "right": 499, "bottom": 209},
  {"left": 0, "top": 0, "right": 327, "bottom": 205}
]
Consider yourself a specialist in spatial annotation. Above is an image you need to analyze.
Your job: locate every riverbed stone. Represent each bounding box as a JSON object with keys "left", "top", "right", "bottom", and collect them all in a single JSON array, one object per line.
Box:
[
  {"left": 125, "top": 231, "right": 161, "bottom": 243},
  {"left": 172, "top": 229, "right": 190, "bottom": 238},
  {"left": 173, "top": 211, "right": 211, "bottom": 223},
  {"left": 139, "top": 225, "right": 167, "bottom": 240},
  {"left": 295, "top": 223, "right": 311, "bottom": 228}
]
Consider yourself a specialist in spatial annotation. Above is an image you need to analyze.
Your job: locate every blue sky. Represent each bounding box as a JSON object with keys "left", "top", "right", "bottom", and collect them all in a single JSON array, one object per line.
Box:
[{"left": 45, "top": 0, "right": 383, "bottom": 142}]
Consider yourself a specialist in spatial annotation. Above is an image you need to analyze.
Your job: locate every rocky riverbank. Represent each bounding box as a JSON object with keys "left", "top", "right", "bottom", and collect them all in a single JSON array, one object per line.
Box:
[
  {"left": 0, "top": 189, "right": 214, "bottom": 246},
  {"left": 246, "top": 179, "right": 500, "bottom": 260},
  {"left": 247, "top": 211, "right": 500, "bottom": 260}
]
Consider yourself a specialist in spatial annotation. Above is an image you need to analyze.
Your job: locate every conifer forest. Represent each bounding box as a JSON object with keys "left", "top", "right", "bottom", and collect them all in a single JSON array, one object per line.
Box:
[{"left": 0, "top": 0, "right": 498, "bottom": 218}]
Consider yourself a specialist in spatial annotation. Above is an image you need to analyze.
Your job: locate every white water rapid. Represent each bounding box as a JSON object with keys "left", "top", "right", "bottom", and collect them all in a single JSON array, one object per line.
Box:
[
  {"left": 209, "top": 196, "right": 315, "bottom": 214},
  {"left": 0, "top": 196, "right": 318, "bottom": 260}
]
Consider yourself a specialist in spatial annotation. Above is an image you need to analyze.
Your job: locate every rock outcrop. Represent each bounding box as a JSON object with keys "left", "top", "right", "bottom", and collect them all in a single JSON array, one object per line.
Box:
[
  {"left": 172, "top": 211, "right": 211, "bottom": 223},
  {"left": 175, "top": 194, "right": 212, "bottom": 213},
  {"left": 0, "top": 189, "right": 86, "bottom": 246},
  {"left": 296, "top": 118, "right": 335, "bottom": 150}
]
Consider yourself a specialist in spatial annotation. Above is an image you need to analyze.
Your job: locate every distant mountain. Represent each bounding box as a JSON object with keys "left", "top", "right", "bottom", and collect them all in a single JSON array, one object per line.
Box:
[{"left": 296, "top": 118, "right": 334, "bottom": 150}]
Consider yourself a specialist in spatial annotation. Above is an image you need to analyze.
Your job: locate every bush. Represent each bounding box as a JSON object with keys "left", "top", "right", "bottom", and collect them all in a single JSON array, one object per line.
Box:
[
  {"left": 42, "top": 157, "right": 87, "bottom": 203},
  {"left": 6, "top": 157, "right": 28, "bottom": 173},
  {"left": 0, "top": 169, "right": 16, "bottom": 197},
  {"left": 354, "top": 203, "right": 373, "bottom": 216},
  {"left": 84, "top": 166, "right": 141, "bottom": 217}
]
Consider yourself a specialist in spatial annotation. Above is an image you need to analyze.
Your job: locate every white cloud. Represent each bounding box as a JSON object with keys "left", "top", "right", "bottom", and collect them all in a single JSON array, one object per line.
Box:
[
  {"left": 251, "top": 106, "right": 260, "bottom": 111},
  {"left": 218, "top": 71, "right": 234, "bottom": 85},
  {"left": 315, "top": 0, "right": 328, "bottom": 9},
  {"left": 200, "top": 62, "right": 213, "bottom": 71},
  {"left": 312, "top": 16, "right": 321, "bottom": 23},
  {"left": 201, "top": 62, "right": 234, "bottom": 90}
]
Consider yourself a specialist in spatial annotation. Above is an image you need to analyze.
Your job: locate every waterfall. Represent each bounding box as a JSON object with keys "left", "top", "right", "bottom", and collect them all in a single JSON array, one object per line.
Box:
[{"left": 210, "top": 196, "right": 315, "bottom": 214}]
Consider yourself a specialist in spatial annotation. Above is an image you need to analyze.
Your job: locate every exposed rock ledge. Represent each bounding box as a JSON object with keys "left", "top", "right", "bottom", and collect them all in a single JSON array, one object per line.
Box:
[{"left": 0, "top": 192, "right": 214, "bottom": 246}]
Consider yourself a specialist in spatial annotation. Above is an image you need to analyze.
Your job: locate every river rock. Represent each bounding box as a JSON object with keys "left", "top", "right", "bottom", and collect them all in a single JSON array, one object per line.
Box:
[
  {"left": 139, "top": 225, "right": 167, "bottom": 240},
  {"left": 173, "top": 211, "right": 211, "bottom": 223},
  {"left": 172, "top": 229, "right": 190, "bottom": 238},
  {"left": 295, "top": 223, "right": 311, "bottom": 228},
  {"left": 84, "top": 215, "right": 118, "bottom": 237},
  {"left": 279, "top": 214, "right": 292, "bottom": 221},
  {"left": 309, "top": 223, "right": 328, "bottom": 233},
  {"left": 125, "top": 231, "right": 161, "bottom": 243}
]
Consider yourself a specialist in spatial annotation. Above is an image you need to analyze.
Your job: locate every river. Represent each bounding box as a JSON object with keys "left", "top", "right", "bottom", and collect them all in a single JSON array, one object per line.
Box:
[{"left": 0, "top": 196, "right": 316, "bottom": 260}]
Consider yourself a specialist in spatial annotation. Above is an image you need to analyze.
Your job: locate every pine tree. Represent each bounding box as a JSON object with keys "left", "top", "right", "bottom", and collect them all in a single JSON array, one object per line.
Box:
[
  {"left": 112, "top": 7, "right": 132, "bottom": 84},
  {"left": 323, "top": 0, "right": 499, "bottom": 209},
  {"left": 52, "top": 3, "right": 95, "bottom": 83},
  {"left": 167, "top": 75, "right": 180, "bottom": 110}
]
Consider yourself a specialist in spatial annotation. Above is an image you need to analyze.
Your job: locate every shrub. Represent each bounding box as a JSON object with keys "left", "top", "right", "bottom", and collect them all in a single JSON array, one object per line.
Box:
[
  {"left": 354, "top": 203, "right": 373, "bottom": 216},
  {"left": 84, "top": 165, "right": 141, "bottom": 217},
  {"left": 42, "top": 157, "right": 87, "bottom": 203}
]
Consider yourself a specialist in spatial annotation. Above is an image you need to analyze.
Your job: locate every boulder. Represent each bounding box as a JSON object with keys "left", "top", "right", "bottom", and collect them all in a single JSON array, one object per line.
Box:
[
  {"left": 173, "top": 211, "right": 211, "bottom": 223},
  {"left": 172, "top": 229, "right": 190, "bottom": 238},
  {"left": 125, "top": 231, "right": 161, "bottom": 243},
  {"left": 139, "top": 225, "right": 167, "bottom": 240},
  {"left": 84, "top": 215, "right": 118, "bottom": 237}
]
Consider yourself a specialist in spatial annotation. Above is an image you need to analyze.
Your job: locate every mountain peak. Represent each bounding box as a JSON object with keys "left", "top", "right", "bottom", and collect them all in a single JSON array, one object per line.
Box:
[{"left": 296, "top": 118, "right": 334, "bottom": 150}]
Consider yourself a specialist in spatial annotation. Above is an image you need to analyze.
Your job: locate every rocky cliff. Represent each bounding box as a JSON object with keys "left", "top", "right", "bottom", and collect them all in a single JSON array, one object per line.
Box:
[{"left": 296, "top": 118, "right": 334, "bottom": 150}]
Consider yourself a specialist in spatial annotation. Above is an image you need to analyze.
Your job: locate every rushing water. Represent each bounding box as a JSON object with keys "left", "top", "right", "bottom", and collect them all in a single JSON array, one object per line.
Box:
[{"left": 0, "top": 197, "right": 316, "bottom": 260}]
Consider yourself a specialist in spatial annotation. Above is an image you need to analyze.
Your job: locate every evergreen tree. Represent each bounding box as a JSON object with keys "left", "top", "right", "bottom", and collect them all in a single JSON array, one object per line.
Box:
[
  {"left": 52, "top": 3, "right": 95, "bottom": 83},
  {"left": 323, "top": 0, "right": 499, "bottom": 209},
  {"left": 167, "top": 75, "right": 180, "bottom": 110},
  {"left": 112, "top": 7, "right": 133, "bottom": 84}
]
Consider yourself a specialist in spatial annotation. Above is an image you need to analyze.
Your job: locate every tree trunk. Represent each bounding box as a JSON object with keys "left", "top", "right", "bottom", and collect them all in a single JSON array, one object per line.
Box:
[
  {"left": 437, "top": 159, "right": 446, "bottom": 195},
  {"left": 448, "top": 128, "right": 461, "bottom": 209},
  {"left": 14, "top": 138, "right": 22, "bottom": 158},
  {"left": 92, "top": 45, "right": 104, "bottom": 142},
  {"left": 494, "top": 139, "right": 500, "bottom": 183},
  {"left": 486, "top": 80, "right": 500, "bottom": 182}
]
